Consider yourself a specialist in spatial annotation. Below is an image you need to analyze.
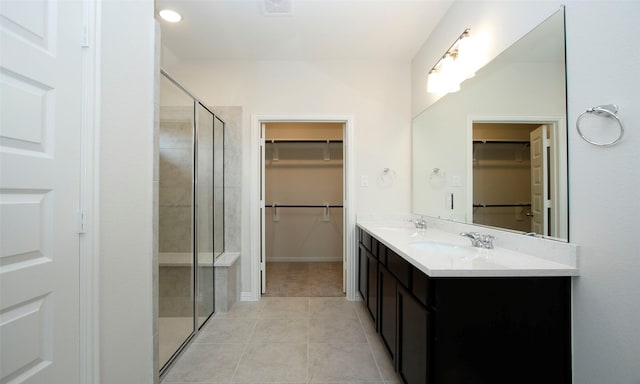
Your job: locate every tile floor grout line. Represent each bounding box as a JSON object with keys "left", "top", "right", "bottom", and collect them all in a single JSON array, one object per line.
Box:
[
  {"left": 228, "top": 306, "right": 261, "bottom": 383},
  {"left": 357, "top": 302, "right": 387, "bottom": 383}
]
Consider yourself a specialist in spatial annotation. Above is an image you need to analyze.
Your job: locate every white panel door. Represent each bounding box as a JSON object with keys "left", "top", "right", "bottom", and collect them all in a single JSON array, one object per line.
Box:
[
  {"left": 530, "top": 125, "right": 549, "bottom": 236},
  {"left": 0, "top": 1, "right": 83, "bottom": 383}
]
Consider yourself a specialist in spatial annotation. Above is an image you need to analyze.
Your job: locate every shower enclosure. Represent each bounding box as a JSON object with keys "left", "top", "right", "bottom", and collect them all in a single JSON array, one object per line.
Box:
[{"left": 158, "top": 70, "right": 225, "bottom": 375}]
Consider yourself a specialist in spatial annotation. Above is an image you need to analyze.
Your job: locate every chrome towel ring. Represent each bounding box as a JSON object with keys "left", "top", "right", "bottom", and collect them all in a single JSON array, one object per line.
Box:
[
  {"left": 576, "top": 104, "right": 624, "bottom": 146},
  {"left": 377, "top": 167, "right": 396, "bottom": 187}
]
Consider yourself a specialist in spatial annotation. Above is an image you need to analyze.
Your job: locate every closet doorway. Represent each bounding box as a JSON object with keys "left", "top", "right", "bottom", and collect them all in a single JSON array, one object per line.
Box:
[{"left": 261, "top": 122, "right": 345, "bottom": 297}]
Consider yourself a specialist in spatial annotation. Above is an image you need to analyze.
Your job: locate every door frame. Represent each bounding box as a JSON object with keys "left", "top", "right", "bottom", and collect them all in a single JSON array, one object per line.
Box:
[
  {"left": 80, "top": 0, "right": 100, "bottom": 382},
  {"left": 250, "top": 115, "right": 357, "bottom": 301},
  {"left": 466, "top": 115, "right": 568, "bottom": 239}
]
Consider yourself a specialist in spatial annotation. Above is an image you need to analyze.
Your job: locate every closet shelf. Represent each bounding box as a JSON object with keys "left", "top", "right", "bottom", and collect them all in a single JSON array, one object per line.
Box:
[
  {"left": 266, "top": 159, "right": 343, "bottom": 166},
  {"left": 266, "top": 139, "right": 343, "bottom": 143},
  {"left": 266, "top": 204, "right": 343, "bottom": 208},
  {"left": 266, "top": 139, "right": 343, "bottom": 162},
  {"left": 473, "top": 203, "right": 531, "bottom": 208}
]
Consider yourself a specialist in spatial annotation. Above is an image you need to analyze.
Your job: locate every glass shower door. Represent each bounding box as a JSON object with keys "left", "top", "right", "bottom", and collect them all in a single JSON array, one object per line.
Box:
[
  {"left": 196, "top": 103, "right": 215, "bottom": 328},
  {"left": 158, "top": 75, "right": 195, "bottom": 368},
  {"left": 158, "top": 71, "right": 224, "bottom": 376}
]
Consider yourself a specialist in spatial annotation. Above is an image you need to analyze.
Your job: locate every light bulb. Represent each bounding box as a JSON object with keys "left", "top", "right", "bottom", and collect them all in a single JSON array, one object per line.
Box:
[
  {"left": 427, "top": 70, "right": 442, "bottom": 93},
  {"left": 455, "top": 32, "right": 476, "bottom": 80},
  {"left": 159, "top": 9, "right": 182, "bottom": 23},
  {"left": 440, "top": 54, "right": 460, "bottom": 89}
]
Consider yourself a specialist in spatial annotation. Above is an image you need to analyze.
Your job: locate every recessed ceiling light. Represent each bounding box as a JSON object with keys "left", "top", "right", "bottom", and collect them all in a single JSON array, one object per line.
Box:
[
  {"left": 159, "top": 9, "right": 182, "bottom": 23},
  {"left": 262, "top": 0, "right": 294, "bottom": 16}
]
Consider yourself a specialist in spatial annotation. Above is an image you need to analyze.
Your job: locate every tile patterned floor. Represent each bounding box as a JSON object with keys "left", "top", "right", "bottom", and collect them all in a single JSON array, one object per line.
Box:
[
  {"left": 263, "top": 262, "right": 344, "bottom": 297},
  {"left": 162, "top": 297, "right": 401, "bottom": 384}
]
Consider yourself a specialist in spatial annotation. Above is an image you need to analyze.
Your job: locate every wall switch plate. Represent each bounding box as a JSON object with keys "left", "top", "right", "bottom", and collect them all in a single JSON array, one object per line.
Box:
[
  {"left": 360, "top": 175, "right": 369, "bottom": 187},
  {"left": 452, "top": 175, "right": 461, "bottom": 187}
]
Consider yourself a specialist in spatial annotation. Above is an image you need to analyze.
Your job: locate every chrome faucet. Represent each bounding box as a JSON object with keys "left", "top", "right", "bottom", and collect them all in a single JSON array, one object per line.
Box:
[
  {"left": 409, "top": 215, "right": 427, "bottom": 230},
  {"left": 460, "top": 232, "right": 495, "bottom": 249}
]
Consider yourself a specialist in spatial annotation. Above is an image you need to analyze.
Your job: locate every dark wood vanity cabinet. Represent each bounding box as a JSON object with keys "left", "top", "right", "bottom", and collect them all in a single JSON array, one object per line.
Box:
[
  {"left": 431, "top": 277, "right": 572, "bottom": 384},
  {"left": 378, "top": 263, "right": 397, "bottom": 359},
  {"left": 397, "top": 283, "right": 430, "bottom": 384},
  {"left": 366, "top": 250, "right": 377, "bottom": 321},
  {"left": 357, "top": 227, "right": 572, "bottom": 384},
  {"left": 358, "top": 244, "right": 367, "bottom": 304},
  {"left": 358, "top": 236, "right": 378, "bottom": 323}
]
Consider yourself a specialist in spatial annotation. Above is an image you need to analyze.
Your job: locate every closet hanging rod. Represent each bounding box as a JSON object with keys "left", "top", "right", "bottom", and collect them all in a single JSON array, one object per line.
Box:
[
  {"left": 473, "top": 203, "right": 531, "bottom": 208},
  {"left": 266, "top": 204, "right": 344, "bottom": 208},
  {"left": 266, "top": 139, "right": 343, "bottom": 143}
]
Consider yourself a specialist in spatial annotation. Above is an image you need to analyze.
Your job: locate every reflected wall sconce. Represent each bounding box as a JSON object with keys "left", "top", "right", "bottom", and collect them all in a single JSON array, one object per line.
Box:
[{"left": 427, "top": 28, "right": 476, "bottom": 94}]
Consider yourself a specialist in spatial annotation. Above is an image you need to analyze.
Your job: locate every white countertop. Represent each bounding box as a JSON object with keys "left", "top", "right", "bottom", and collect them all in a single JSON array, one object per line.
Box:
[{"left": 357, "top": 220, "right": 579, "bottom": 277}]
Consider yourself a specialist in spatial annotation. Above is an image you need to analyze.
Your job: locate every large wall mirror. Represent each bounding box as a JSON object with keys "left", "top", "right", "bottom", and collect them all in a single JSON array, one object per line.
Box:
[{"left": 412, "top": 8, "right": 568, "bottom": 241}]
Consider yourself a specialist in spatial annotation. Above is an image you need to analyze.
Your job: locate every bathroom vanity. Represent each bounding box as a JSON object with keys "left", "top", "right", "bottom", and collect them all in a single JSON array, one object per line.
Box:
[{"left": 357, "top": 221, "right": 577, "bottom": 384}]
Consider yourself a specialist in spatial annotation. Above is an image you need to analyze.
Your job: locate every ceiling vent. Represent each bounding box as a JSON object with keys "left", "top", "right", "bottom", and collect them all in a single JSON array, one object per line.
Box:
[{"left": 262, "top": 0, "right": 294, "bottom": 16}]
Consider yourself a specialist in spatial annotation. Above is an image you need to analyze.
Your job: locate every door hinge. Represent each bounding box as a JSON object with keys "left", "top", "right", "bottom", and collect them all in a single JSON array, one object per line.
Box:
[
  {"left": 82, "top": 24, "right": 90, "bottom": 48},
  {"left": 77, "top": 211, "right": 86, "bottom": 234}
]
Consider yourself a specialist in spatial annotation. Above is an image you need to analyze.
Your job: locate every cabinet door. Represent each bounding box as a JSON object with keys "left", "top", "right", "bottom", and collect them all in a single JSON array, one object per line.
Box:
[
  {"left": 378, "top": 264, "right": 397, "bottom": 361},
  {"left": 358, "top": 244, "right": 367, "bottom": 301},
  {"left": 366, "top": 251, "right": 378, "bottom": 322},
  {"left": 397, "top": 285, "right": 429, "bottom": 384}
]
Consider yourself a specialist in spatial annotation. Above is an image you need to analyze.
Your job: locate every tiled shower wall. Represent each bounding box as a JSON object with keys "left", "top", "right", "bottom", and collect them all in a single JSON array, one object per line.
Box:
[
  {"left": 212, "top": 106, "right": 242, "bottom": 252},
  {"left": 159, "top": 105, "right": 194, "bottom": 317},
  {"left": 157, "top": 104, "right": 243, "bottom": 254},
  {"left": 158, "top": 105, "right": 242, "bottom": 317},
  {"left": 159, "top": 106, "right": 193, "bottom": 254}
]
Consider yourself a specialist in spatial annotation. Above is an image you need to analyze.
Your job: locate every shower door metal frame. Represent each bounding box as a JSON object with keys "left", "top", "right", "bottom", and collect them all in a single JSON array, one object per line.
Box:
[{"left": 158, "top": 69, "right": 224, "bottom": 378}]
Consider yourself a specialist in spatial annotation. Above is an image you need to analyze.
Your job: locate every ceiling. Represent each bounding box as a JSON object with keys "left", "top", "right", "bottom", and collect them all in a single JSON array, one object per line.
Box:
[{"left": 156, "top": 0, "right": 453, "bottom": 61}]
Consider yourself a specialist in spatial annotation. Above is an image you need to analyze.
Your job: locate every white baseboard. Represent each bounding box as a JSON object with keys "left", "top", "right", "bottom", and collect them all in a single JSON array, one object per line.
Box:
[{"left": 241, "top": 291, "right": 259, "bottom": 301}]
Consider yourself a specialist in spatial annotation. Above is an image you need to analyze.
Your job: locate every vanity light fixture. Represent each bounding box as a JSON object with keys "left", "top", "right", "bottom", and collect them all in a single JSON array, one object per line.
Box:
[
  {"left": 427, "top": 29, "right": 476, "bottom": 94},
  {"left": 159, "top": 9, "right": 182, "bottom": 23}
]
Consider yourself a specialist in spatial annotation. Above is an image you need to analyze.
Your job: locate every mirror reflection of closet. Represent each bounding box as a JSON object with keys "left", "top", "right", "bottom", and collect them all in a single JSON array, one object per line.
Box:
[{"left": 472, "top": 121, "right": 564, "bottom": 238}]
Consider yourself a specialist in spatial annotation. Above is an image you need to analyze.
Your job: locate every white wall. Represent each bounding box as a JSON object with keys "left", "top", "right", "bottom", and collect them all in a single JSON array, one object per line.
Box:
[
  {"left": 411, "top": 1, "right": 640, "bottom": 382},
  {"left": 99, "top": 0, "right": 156, "bottom": 382},
  {"left": 566, "top": 3, "right": 640, "bottom": 383},
  {"left": 162, "top": 58, "right": 412, "bottom": 295}
]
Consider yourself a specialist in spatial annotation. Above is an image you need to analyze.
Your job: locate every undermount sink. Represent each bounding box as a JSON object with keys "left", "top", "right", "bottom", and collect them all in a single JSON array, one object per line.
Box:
[{"left": 408, "top": 240, "right": 483, "bottom": 258}]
